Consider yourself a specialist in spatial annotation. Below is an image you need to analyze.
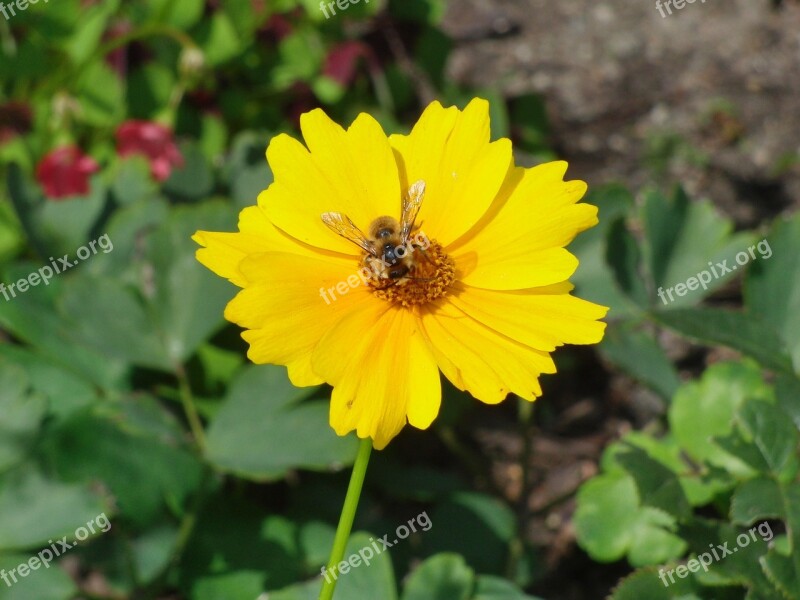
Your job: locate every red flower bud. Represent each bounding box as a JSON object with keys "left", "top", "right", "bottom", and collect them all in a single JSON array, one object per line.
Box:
[{"left": 36, "top": 146, "right": 99, "bottom": 200}]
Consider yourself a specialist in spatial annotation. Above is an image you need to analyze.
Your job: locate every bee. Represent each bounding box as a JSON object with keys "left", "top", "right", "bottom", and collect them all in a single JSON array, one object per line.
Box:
[{"left": 321, "top": 180, "right": 426, "bottom": 283}]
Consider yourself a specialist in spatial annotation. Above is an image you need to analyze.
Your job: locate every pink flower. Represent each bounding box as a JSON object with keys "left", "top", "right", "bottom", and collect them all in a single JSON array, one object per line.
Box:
[
  {"left": 323, "top": 41, "right": 369, "bottom": 87},
  {"left": 116, "top": 120, "right": 184, "bottom": 181},
  {"left": 36, "top": 146, "right": 99, "bottom": 199},
  {"left": 263, "top": 13, "right": 292, "bottom": 41}
]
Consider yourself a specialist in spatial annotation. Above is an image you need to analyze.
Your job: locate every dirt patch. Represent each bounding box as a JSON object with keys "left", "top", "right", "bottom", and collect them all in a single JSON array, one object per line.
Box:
[{"left": 443, "top": 0, "right": 800, "bottom": 227}]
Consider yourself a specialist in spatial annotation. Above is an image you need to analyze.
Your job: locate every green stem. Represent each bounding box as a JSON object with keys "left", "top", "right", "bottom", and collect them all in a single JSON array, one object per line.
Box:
[
  {"left": 176, "top": 365, "right": 206, "bottom": 452},
  {"left": 319, "top": 438, "right": 373, "bottom": 600},
  {"left": 506, "top": 400, "right": 535, "bottom": 580}
]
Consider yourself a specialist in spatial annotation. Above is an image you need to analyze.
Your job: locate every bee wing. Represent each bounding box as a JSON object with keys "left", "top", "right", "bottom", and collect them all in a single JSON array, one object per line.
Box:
[
  {"left": 321, "top": 212, "right": 376, "bottom": 256},
  {"left": 400, "top": 179, "right": 426, "bottom": 242}
]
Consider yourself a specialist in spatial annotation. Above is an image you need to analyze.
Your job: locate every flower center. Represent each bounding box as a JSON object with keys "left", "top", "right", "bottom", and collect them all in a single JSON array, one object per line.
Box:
[{"left": 365, "top": 239, "right": 455, "bottom": 307}]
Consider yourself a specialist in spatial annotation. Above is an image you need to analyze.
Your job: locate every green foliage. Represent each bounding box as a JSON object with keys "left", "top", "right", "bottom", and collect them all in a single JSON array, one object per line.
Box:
[{"left": 575, "top": 360, "right": 800, "bottom": 599}]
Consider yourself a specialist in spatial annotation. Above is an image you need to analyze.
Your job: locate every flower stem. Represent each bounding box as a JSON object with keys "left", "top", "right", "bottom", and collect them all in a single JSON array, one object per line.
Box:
[
  {"left": 319, "top": 437, "right": 373, "bottom": 600},
  {"left": 176, "top": 365, "right": 206, "bottom": 452}
]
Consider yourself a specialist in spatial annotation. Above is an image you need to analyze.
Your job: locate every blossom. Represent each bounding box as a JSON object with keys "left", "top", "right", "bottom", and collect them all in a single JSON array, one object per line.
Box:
[
  {"left": 194, "top": 99, "right": 607, "bottom": 449},
  {"left": 116, "top": 120, "right": 184, "bottom": 181},
  {"left": 323, "top": 41, "right": 369, "bottom": 86},
  {"left": 36, "top": 146, "right": 99, "bottom": 199}
]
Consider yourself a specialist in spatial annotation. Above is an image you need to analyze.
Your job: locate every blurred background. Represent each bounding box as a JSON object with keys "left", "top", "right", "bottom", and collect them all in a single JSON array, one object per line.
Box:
[{"left": 1, "top": 1, "right": 799, "bottom": 599}]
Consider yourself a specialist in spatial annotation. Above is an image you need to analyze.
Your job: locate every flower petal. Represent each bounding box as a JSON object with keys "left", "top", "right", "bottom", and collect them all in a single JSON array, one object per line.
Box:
[
  {"left": 450, "top": 162, "right": 596, "bottom": 290},
  {"left": 224, "top": 251, "right": 374, "bottom": 386},
  {"left": 390, "top": 98, "right": 513, "bottom": 247},
  {"left": 448, "top": 282, "right": 608, "bottom": 352},
  {"left": 313, "top": 306, "right": 441, "bottom": 449},
  {"left": 193, "top": 205, "right": 328, "bottom": 287},
  {"left": 420, "top": 299, "right": 557, "bottom": 403},
  {"left": 262, "top": 110, "right": 400, "bottom": 254}
]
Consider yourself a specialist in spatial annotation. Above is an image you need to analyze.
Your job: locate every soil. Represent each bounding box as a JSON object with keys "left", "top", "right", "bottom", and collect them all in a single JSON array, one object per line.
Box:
[{"left": 443, "top": 0, "right": 800, "bottom": 227}]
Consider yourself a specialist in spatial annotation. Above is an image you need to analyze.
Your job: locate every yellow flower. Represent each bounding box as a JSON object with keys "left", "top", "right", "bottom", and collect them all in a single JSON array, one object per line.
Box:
[{"left": 193, "top": 99, "right": 607, "bottom": 450}]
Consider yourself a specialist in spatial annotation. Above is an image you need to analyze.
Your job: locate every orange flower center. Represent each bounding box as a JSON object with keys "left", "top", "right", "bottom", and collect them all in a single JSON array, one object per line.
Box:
[{"left": 365, "top": 239, "right": 455, "bottom": 307}]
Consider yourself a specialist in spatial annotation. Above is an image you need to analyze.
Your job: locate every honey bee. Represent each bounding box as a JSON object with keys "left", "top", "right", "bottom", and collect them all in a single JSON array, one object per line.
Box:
[{"left": 321, "top": 180, "right": 426, "bottom": 282}]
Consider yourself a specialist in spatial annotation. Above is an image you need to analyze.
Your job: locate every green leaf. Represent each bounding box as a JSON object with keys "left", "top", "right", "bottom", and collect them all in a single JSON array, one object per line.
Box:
[
  {"left": 762, "top": 549, "right": 800, "bottom": 600},
  {"left": 0, "top": 345, "right": 98, "bottom": 420},
  {"left": 328, "top": 532, "right": 398, "bottom": 600},
  {"left": 128, "top": 63, "right": 177, "bottom": 118},
  {"left": 599, "top": 324, "right": 681, "bottom": 402},
  {"left": 617, "top": 432, "right": 732, "bottom": 507},
  {"left": 144, "top": 0, "right": 204, "bottom": 28},
  {"left": 574, "top": 472, "right": 685, "bottom": 566},
  {"left": 423, "top": 493, "right": 515, "bottom": 576},
  {"left": 272, "top": 28, "right": 324, "bottom": 90},
  {"left": 94, "top": 196, "right": 169, "bottom": 280},
  {"left": 0, "top": 364, "right": 46, "bottom": 471},
  {"left": 483, "top": 90, "right": 509, "bottom": 141},
  {"left": 263, "top": 580, "right": 318, "bottom": 600},
  {"left": 731, "top": 478, "right": 784, "bottom": 525},
  {"left": 298, "top": 521, "right": 336, "bottom": 570},
  {"left": 472, "top": 576, "right": 544, "bottom": 599},
  {"left": 76, "top": 60, "right": 124, "bottom": 126},
  {"left": 195, "top": 12, "right": 242, "bottom": 66},
  {"left": 39, "top": 410, "right": 203, "bottom": 528},
  {"left": 0, "top": 266, "right": 126, "bottom": 390},
  {"left": 145, "top": 201, "right": 237, "bottom": 365},
  {"left": 615, "top": 445, "right": 691, "bottom": 519},
  {"left": 641, "top": 186, "right": 753, "bottom": 307},
  {"left": 64, "top": 0, "right": 119, "bottom": 64},
  {"left": 669, "top": 361, "right": 774, "bottom": 474},
  {"left": 206, "top": 365, "right": 359, "bottom": 480},
  {"left": 0, "top": 553, "right": 78, "bottom": 600},
  {"left": 224, "top": 131, "right": 273, "bottom": 208},
  {"left": 608, "top": 567, "right": 701, "bottom": 600},
  {"left": 129, "top": 524, "right": 180, "bottom": 585},
  {"left": 679, "top": 519, "right": 778, "bottom": 593},
  {"left": 110, "top": 157, "right": 158, "bottom": 206},
  {"left": 576, "top": 474, "right": 640, "bottom": 562},
  {"left": 401, "top": 554, "right": 474, "bottom": 600},
  {"left": 370, "top": 461, "right": 466, "bottom": 502},
  {"left": 199, "top": 113, "right": 229, "bottom": 163},
  {"left": 388, "top": 0, "right": 446, "bottom": 23},
  {"left": 180, "top": 495, "right": 303, "bottom": 595},
  {"left": 162, "top": 142, "right": 214, "bottom": 201},
  {"left": 745, "top": 215, "right": 800, "bottom": 373},
  {"left": 0, "top": 467, "right": 106, "bottom": 551},
  {"left": 654, "top": 308, "right": 793, "bottom": 374},
  {"left": 7, "top": 164, "right": 107, "bottom": 259},
  {"left": 33, "top": 186, "right": 108, "bottom": 258},
  {"left": 720, "top": 401, "right": 799, "bottom": 477},
  {"left": 58, "top": 275, "right": 173, "bottom": 370},
  {"left": 761, "top": 482, "right": 800, "bottom": 597},
  {"left": 508, "top": 94, "right": 550, "bottom": 157},
  {"left": 569, "top": 184, "right": 638, "bottom": 318},
  {"left": 192, "top": 572, "right": 268, "bottom": 600},
  {"left": 606, "top": 217, "right": 649, "bottom": 307},
  {"left": 775, "top": 374, "right": 800, "bottom": 431}
]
